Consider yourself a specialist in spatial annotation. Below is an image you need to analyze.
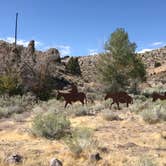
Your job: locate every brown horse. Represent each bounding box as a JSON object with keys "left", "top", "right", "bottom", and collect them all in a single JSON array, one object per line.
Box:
[
  {"left": 57, "top": 91, "right": 87, "bottom": 108},
  {"left": 105, "top": 92, "right": 133, "bottom": 109},
  {"left": 152, "top": 92, "right": 166, "bottom": 102}
]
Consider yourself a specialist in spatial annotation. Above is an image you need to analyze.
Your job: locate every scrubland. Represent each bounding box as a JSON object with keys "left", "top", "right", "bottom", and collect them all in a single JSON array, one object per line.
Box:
[{"left": 0, "top": 93, "right": 165, "bottom": 166}]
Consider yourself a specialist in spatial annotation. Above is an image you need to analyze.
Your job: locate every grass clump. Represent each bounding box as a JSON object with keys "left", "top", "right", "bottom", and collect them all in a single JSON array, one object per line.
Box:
[
  {"left": 32, "top": 112, "right": 71, "bottom": 139},
  {"left": 102, "top": 109, "right": 121, "bottom": 121},
  {"left": 137, "top": 156, "right": 157, "bottom": 166},
  {"left": 0, "top": 105, "right": 25, "bottom": 118},
  {"left": 141, "top": 109, "right": 160, "bottom": 124},
  {"left": 141, "top": 101, "right": 166, "bottom": 124},
  {"left": 64, "top": 127, "right": 93, "bottom": 156}
]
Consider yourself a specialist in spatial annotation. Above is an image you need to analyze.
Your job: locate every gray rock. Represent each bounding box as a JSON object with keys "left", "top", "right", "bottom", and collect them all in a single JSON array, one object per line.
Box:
[
  {"left": 46, "top": 48, "right": 61, "bottom": 63},
  {"left": 50, "top": 158, "right": 63, "bottom": 166},
  {"left": 90, "top": 153, "right": 102, "bottom": 162},
  {"left": 7, "top": 154, "right": 23, "bottom": 164}
]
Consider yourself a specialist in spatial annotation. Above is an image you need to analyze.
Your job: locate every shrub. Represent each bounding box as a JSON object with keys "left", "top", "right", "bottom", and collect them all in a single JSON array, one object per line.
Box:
[
  {"left": 32, "top": 112, "right": 71, "bottom": 139},
  {"left": 64, "top": 127, "right": 93, "bottom": 156},
  {"left": 154, "top": 61, "right": 161, "bottom": 68},
  {"left": 141, "top": 102, "right": 166, "bottom": 124},
  {"left": 141, "top": 109, "right": 160, "bottom": 124},
  {"left": 66, "top": 57, "right": 81, "bottom": 75},
  {"left": 0, "top": 105, "right": 25, "bottom": 118},
  {"left": 73, "top": 106, "right": 95, "bottom": 116},
  {"left": 137, "top": 156, "right": 157, "bottom": 166},
  {"left": 102, "top": 110, "right": 121, "bottom": 121},
  {"left": 0, "top": 75, "right": 22, "bottom": 95}
]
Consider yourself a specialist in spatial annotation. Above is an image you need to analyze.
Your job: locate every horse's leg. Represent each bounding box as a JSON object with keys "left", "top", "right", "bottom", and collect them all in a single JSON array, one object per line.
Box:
[
  {"left": 117, "top": 102, "right": 120, "bottom": 110},
  {"left": 65, "top": 101, "right": 68, "bottom": 108},
  {"left": 127, "top": 102, "right": 129, "bottom": 107},
  {"left": 110, "top": 101, "right": 114, "bottom": 109},
  {"left": 78, "top": 99, "right": 84, "bottom": 106}
]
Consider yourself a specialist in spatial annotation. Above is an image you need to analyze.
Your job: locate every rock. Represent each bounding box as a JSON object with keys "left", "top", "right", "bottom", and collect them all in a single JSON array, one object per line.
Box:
[
  {"left": 7, "top": 154, "right": 23, "bottom": 164},
  {"left": 161, "top": 131, "right": 166, "bottom": 139},
  {"left": 46, "top": 48, "right": 61, "bottom": 63},
  {"left": 26, "top": 40, "right": 36, "bottom": 63},
  {"left": 98, "top": 147, "right": 110, "bottom": 153},
  {"left": 50, "top": 158, "right": 63, "bottom": 166},
  {"left": 90, "top": 153, "right": 102, "bottom": 162},
  {"left": 27, "top": 40, "right": 35, "bottom": 55}
]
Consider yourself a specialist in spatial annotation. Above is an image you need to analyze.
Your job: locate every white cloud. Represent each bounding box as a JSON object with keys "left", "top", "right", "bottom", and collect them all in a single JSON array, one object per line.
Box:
[
  {"left": 137, "top": 48, "right": 153, "bottom": 53},
  {"left": 1, "top": 37, "right": 71, "bottom": 56},
  {"left": 44, "top": 45, "right": 71, "bottom": 56},
  {"left": 88, "top": 49, "right": 98, "bottom": 55},
  {"left": 56, "top": 45, "right": 71, "bottom": 56},
  {"left": 0, "top": 37, "right": 43, "bottom": 47},
  {"left": 151, "top": 42, "right": 163, "bottom": 46}
]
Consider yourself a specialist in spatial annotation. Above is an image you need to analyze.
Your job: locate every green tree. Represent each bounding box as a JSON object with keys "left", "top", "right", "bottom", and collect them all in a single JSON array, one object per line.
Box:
[
  {"left": 66, "top": 57, "right": 81, "bottom": 75},
  {"left": 98, "top": 28, "right": 146, "bottom": 92}
]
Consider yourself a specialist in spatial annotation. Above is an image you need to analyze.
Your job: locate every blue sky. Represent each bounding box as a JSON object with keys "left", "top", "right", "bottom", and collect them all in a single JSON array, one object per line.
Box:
[{"left": 0, "top": 0, "right": 166, "bottom": 56}]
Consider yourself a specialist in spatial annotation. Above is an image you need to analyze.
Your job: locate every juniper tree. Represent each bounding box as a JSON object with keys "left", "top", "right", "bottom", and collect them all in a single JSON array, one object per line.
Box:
[{"left": 98, "top": 28, "right": 146, "bottom": 93}]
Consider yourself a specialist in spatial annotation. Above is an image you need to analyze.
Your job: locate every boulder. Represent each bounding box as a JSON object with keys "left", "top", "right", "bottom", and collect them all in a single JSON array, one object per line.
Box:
[
  {"left": 50, "top": 158, "right": 63, "bottom": 166},
  {"left": 46, "top": 48, "right": 61, "bottom": 63},
  {"left": 7, "top": 154, "right": 23, "bottom": 164}
]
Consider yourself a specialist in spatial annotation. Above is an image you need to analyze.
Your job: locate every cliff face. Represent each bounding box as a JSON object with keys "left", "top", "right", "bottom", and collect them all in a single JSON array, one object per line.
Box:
[{"left": 1, "top": 40, "right": 166, "bottom": 89}]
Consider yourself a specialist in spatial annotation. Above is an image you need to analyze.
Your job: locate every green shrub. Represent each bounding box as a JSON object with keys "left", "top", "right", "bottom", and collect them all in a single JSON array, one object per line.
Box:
[
  {"left": 154, "top": 61, "right": 161, "bottom": 68},
  {"left": 137, "top": 156, "right": 157, "bottom": 166},
  {"left": 64, "top": 127, "right": 93, "bottom": 156},
  {"left": 73, "top": 106, "right": 95, "bottom": 116},
  {"left": 0, "top": 75, "right": 22, "bottom": 95},
  {"left": 0, "top": 105, "right": 25, "bottom": 118},
  {"left": 66, "top": 57, "right": 81, "bottom": 75},
  {"left": 102, "top": 109, "right": 121, "bottom": 121},
  {"left": 141, "top": 102, "right": 166, "bottom": 124},
  {"left": 32, "top": 112, "right": 71, "bottom": 139},
  {"left": 141, "top": 109, "right": 160, "bottom": 124}
]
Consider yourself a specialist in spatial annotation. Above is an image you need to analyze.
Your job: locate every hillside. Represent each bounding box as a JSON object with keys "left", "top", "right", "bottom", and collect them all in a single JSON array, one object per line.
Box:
[
  {"left": 0, "top": 40, "right": 166, "bottom": 166},
  {"left": 1, "top": 40, "right": 166, "bottom": 89}
]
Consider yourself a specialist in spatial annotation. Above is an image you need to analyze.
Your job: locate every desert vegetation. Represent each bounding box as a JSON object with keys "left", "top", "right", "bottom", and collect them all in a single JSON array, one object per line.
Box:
[{"left": 0, "top": 28, "right": 165, "bottom": 166}]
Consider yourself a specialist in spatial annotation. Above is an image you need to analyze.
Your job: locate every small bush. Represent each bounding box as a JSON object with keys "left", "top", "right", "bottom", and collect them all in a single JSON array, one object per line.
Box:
[
  {"left": 137, "top": 156, "right": 157, "bottom": 166},
  {"left": 74, "top": 106, "right": 95, "bottom": 116},
  {"left": 141, "top": 103, "right": 166, "bottom": 124},
  {"left": 66, "top": 57, "right": 81, "bottom": 75},
  {"left": 141, "top": 109, "right": 160, "bottom": 124},
  {"left": 154, "top": 61, "right": 161, "bottom": 68},
  {"left": 102, "top": 110, "right": 121, "bottom": 121},
  {"left": 64, "top": 127, "right": 93, "bottom": 156},
  {"left": 0, "top": 75, "right": 22, "bottom": 95},
  {"left": 32, "top": 112, "right": 71, "bottom": 139},
  {"left": 0, "top": 105, "right": 25, "bottom": 118}
]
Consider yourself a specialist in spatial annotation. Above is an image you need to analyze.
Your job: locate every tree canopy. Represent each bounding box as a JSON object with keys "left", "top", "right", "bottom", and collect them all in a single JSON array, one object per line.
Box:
[{"left": 98, "top": 28, "right": 146, "bottom": 92}]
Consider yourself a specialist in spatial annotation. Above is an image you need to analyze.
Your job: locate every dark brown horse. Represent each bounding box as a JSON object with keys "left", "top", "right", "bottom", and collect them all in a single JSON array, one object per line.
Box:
[
  {"left": 57, "top": 91, "right": 87, "bottom": 108},
  {"left": 105, "top": 92, "right": 133, "bottom": 109},
  {"left": 152, "top": 92, "right": 166, "bottom": 102}
]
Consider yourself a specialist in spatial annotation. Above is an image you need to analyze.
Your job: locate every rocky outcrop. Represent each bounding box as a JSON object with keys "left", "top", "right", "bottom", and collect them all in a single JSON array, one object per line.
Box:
[
  {"left": 45, "top": 48, "right": 61, "bottom": 63},
  {"left": 140, "top": 47, "right": 166, "bottom": 69},
  {"left": 1, "top": 40, "right": 166, "bottom": 90},
  {"left": 78, "top": 55, "right": 99, "bottom": 82}
]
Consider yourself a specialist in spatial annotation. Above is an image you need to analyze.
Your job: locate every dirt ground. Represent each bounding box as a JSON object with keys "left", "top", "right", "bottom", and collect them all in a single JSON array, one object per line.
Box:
[{"left": 0, "top": 105, "right": 165, "bottom": 166}]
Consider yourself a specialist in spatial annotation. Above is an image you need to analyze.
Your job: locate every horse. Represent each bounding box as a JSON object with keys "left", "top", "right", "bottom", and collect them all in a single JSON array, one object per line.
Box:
[
  {"left": 152, "top": 92, "right": 166, "bottom": 102},
  {"left": 104, "top": 91, "right": 133, "bottom": 109},
  {"left": 57, "top": 91, "right": 87, "bottom": 108}
]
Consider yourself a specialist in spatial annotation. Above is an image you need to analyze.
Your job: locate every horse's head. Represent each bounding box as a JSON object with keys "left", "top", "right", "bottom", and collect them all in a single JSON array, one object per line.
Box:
[{"left": 104, "top": 93, "right": 112, "bottom": 100}]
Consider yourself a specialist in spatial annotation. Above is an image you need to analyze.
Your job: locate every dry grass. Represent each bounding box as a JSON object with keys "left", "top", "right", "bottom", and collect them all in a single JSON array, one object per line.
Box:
[{"left": 0, "top": 98, "right": 166, "bottom": 166}]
